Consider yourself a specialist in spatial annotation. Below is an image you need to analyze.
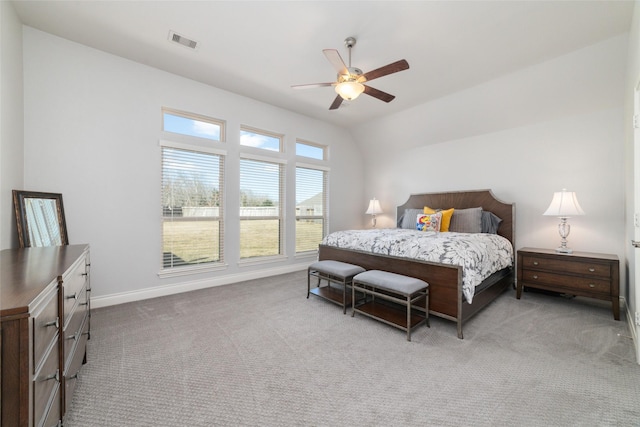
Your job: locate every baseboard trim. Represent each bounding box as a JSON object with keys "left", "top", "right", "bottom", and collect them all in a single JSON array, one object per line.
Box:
[
  {"left": 622, "top": 296, "right": 639, "bottom": 364},
  {"left": 92, "top": 263, "right": 309, "bottom": 309}
]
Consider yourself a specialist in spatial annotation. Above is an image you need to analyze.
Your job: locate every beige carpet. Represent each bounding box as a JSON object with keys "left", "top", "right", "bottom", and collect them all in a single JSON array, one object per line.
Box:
[{"left": 64, "top": 271, "right": 640, "bottom": 426}]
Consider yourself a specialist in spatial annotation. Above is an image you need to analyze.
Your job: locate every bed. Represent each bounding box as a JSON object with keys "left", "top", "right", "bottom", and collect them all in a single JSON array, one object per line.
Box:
[{"left": 318, "top": 189, "right": 515, "bottom": 339}]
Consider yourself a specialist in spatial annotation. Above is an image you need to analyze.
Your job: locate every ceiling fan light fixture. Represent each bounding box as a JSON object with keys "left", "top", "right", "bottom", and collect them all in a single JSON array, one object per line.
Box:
[{"left": 335, "top": 81, "right": 365, "bottom": 101}]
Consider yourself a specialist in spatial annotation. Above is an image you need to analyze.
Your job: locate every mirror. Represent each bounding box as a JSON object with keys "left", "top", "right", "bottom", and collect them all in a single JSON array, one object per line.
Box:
[{"left": 13, "top": 190, "right": 68, "bottom": 248}]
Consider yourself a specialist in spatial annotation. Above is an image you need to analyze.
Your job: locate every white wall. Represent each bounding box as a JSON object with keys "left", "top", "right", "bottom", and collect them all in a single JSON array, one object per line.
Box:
[
  {"left": 624, "top": 0, "right": 640, "bottom": 360},
  {"left": 22, "top": 27, "right": 363, "bottom": 304},
  {"left": 353, "top": 35, "right": 627, "bottom": 291},
  {"left": 0, "top": 1, "right": 23, "bottom": 250}
]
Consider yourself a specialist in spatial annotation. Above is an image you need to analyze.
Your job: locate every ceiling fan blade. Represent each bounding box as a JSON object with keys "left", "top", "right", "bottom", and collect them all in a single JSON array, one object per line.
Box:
[
  {"left": 329, "top": 95, "right": 344, "bottom": 110},
  {"left": 362, "top": 59, "right": 409, "bottom": 82},
  {"left": 291, "top": 83, "right": 335, "bottom": 89},
  {"left": 323, "top": 49, "right": 348, "bottom": 75},
  {"left": 363, "top": 85, "right": 395, "bottom": 103}
]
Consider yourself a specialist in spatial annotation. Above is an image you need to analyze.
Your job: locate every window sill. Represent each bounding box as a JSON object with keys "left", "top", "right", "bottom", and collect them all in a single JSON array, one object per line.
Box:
[
  {"left": 237, "top": 254, "right": 288, "bottom": 267},
  {"left": 158, "top": 262, "right": 228, "bottom": 279}
]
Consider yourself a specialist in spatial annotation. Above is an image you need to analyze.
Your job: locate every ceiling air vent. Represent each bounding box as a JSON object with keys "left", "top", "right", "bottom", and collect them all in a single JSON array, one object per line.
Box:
[{"left": 168, "top": 31, "right": 198, "bottom": 50}]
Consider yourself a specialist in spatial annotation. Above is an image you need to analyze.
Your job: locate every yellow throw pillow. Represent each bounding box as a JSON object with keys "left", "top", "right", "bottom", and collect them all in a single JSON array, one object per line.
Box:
[{"left": 424, "top": 206, "right": 454, "bottom": 232}]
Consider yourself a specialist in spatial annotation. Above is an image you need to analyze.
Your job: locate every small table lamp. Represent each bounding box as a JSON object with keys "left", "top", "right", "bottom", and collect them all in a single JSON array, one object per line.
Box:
[
  {"left": 366, "top": 198, "right": 383, "bottom": 228},
  {"left": 543, "top": 189, "right": 585, "bottom": 253}
]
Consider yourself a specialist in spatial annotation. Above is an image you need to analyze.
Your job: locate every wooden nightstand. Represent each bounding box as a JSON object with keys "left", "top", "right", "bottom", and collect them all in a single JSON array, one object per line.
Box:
[{"left": 516, "top": 247, "right": 620, "bottom": 320}]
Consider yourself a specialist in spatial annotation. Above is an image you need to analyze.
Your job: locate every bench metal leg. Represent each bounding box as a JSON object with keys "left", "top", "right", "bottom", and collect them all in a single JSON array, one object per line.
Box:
[
  {"left": 406, "top": 294, "right": 412, "bottom": 341},
  {"left": 425, "top": 290, "right": 430, "bottom": 328}
]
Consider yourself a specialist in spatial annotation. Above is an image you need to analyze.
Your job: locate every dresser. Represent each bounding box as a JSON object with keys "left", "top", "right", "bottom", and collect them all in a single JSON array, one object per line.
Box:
[
  {"left": 1, "top": 244, "right": 90, "bottom": 427},
  {"left": 516, "top": 247, "right": 619, "bottom": 320}
]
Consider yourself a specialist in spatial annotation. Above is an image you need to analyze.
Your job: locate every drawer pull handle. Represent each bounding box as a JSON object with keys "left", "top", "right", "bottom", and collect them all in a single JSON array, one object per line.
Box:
[
  {"left": 80, "top": 301, "right": 88, "bottom": 306},
  {"left": 589, "top": 284, "right": 596, "bottom": 288},
  {"left": 588, "top": 268, "right": 595, "bottom": 272},
  {"left": 42, "top": 369, "right": 59, "bottom": 382},
  {"left": 82, "top": 272, "right": 88, "bottom": 277},
  {"left": 66, "top": 332, "right": 79, "bottom": 341},
  {"left": 533, "top": 261, "right": 539, "bottom": 266},
  {"left": 532, "top": 275, "right": 538, "bottom": 279},
  {"left": 68, "top": 372, "right": 79, "bottom": 380},
  {"left": 67, "top": 292, "right": 78, "bottom": 300},
  {"left": 44, "top": 317, "right": 59, "bottom": 328}
]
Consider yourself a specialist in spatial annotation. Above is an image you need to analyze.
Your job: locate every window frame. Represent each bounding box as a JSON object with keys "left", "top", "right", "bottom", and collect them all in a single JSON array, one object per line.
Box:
[
  {"left": 238, "top": 151, "right": 287, "bottom": 264},
  {"left": 296, "top": 139, "right": 327, "bottom": 161},
  {"left": 240, "top": 125, "right": 284, "bottom": 153},
  {"left": 158, "top": 136, "right": 227, "bottom": 278},
  {"left": 295, "top": 158, "right": 330, "bottom": 255},
  {"left": 162, "top": 107, "right": 226, "bottom": 143}
]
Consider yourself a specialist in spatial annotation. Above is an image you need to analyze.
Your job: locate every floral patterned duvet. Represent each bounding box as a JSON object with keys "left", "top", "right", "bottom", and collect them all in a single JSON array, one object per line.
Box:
[{"left": 321, "top": 228, "right": 513, "bottom": 303}]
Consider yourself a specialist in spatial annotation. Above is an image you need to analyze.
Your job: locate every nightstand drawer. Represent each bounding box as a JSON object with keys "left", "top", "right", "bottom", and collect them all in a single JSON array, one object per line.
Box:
[
  {"left": 521, "top": 256, "right": 611, "bottom": 279},
  {"left": 521, "top": 270, "right": 611, "bottom": 294}
]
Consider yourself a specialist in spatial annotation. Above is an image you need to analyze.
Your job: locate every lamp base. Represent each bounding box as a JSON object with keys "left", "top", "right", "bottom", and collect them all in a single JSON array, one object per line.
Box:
[{"left": 555, "top": 247, "right": 573, "bottom": 254}]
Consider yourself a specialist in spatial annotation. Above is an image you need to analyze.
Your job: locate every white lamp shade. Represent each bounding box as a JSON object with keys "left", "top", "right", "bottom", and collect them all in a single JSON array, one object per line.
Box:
[
  {"left": 335, "top": 81, "right": 365, "bottom": 101},
  {"left": 365, "top": 198, "right": 383, "bottom": 215},
  {"left": 543, "top": 190, "right": 585, "bottom": 217}
]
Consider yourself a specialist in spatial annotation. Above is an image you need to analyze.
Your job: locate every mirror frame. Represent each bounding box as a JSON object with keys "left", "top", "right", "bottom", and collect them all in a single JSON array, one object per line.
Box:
[{"left": 12, "top": 190, "right": 69, "bottom": 248}]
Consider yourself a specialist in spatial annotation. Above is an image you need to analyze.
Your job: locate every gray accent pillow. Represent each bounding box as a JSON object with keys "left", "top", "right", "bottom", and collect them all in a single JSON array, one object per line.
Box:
[
  {"left": 449, "top": 207, "right": 482, "bottom": 233},
  {"left": 398, "top": 209, "right": 424, "bottom": 229},
  {"left": 481, "top": 211, "right": 502, "bottom": 234}
]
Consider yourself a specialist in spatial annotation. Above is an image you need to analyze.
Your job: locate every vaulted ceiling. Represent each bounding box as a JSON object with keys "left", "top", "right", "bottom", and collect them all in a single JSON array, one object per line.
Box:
[{"left": 12, "top": 1, "right": 634, "bottom": 129}]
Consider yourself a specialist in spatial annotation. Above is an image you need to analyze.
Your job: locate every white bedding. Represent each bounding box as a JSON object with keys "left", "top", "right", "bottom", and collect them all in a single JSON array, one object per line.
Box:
[{"left": 321, "top": 228, "right": 513, "bottom": 303}]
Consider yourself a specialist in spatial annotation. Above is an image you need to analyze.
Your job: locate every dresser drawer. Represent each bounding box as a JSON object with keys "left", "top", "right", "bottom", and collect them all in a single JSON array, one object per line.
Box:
[
  {"left": 64, "top": 316, "right": 89, "bottom": 415},
  {"left": 32, "top": 285, "right": 59, "bottom": 372},
  {"left": 62, "top": 255, "right": 88, "bottom": 327},
  {"left": 40, "top": 382, "right": 61, "bottom": 427},
  {"left": 521, "top": 270, "right": 611, "bottom": 294},
  {"left": 33, "top": 342, "right": 59, "bottom": 426},
  {"left": 63, "top": 288, "right": 89, "bottom": 369},
  {"left": 520, "top": 255, "right": 611, "bottom": 279}
]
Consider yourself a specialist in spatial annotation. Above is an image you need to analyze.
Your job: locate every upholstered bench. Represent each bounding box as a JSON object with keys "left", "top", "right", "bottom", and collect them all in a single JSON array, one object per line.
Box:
[
  {"left": 352, "top": 270, "right": 429, "bottom": 341},
  {"left": 307, "top": 260, "right": 365, "bottom": 314}
]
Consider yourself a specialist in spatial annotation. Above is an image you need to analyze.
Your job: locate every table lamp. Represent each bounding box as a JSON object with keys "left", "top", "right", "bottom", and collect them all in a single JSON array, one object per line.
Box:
[
  {"left": 366, "top": 198, "right": 383, "bottom": 228},
  {"left": 543, "top": 189, "right": 585, "bottom": 253}
]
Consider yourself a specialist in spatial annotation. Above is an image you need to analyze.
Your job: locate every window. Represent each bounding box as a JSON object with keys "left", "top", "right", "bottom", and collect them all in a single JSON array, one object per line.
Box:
[
  {"left": 240, "top": 126, "right": 282, "bottom": 152},
  {"left": 163, "top": 108, "right": 224, "bottom": 141},
  {"left": 161, "top": 145, "right": 224, "bottom": 269},
  {"left": 239, "top": 156, "right": 285, "bottom": 259},
  {"left": 296, "top": 165, "right": 328, "bottom": 253},
  {"left": 296, "top": 140, "right": 326, "bottom": 160}
]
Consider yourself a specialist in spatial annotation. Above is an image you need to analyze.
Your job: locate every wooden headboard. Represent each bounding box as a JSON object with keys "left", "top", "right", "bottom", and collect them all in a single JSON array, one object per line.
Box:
[{"left": 396, "top": 189, "right": 515, "bottom": 249}]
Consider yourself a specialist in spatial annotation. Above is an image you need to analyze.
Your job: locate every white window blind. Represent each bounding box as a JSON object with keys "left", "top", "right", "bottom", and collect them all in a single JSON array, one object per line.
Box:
[
  {"left": 239, "top": 157, "right": 284, "bottom": 259},
  {"left": 162, "top": 146, "right": 224, "bottom": 269},
  {"left": 295, "top": 166, "right": 327, "bottom": 253}
]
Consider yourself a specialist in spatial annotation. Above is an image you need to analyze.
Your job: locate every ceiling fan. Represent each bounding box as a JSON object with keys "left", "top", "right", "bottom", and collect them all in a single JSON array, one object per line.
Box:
[{"left": 292, "top": 37, "right": 409, "bottom": 110}]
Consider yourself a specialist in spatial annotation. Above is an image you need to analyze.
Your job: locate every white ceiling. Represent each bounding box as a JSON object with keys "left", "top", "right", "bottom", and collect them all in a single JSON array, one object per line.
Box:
[{"left": 11, "top": 1, "right": 634, "bottom": 130}]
